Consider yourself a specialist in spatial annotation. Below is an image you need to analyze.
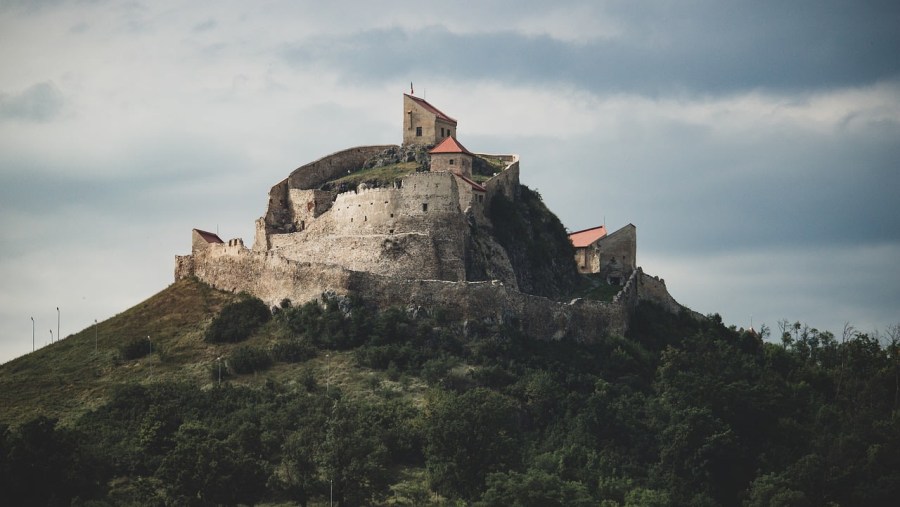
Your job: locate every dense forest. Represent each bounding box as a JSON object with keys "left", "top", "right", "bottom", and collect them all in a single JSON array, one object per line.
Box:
[{"left": 1, "top": 294, "right": 899, "bottom": 506}]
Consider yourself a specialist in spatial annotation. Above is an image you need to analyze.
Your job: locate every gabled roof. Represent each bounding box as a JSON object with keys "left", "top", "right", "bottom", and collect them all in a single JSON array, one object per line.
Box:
[
  {"left": 454, "top": 173, "right": 486, "bottom": 192},
  {"left": 568, "top": 225, "right": 607, "bottom": 248},
  {"left": 405, "top": 93, "right": 457, "bottom": 125},
  {"left": 429, "top": 136, "right": 474, "bottom": 156},
  {"left": 194, "top": 228, "right": 224, "bottom": 244}
]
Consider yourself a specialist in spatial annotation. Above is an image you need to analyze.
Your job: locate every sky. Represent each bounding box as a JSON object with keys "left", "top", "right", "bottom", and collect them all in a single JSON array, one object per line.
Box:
[{"left": 1, "top": 0, "right": 898, "bottom": 362}]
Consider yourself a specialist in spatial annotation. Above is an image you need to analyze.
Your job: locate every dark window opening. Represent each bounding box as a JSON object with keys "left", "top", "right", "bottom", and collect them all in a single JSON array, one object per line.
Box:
[
  {"left": 449, "top": 159, "right": 454, "bottom": 165},
  {"left": 390, "top": 213, "right": 394, "bottom": 218},
  {"left": 389, "top": 229, "right": 394, "bottom": 234},
  {"left": 422, "top": 203, "right": 428, "bottom": 212},
  {"left": 440, "top": 127, "right": 445, "bottom": 137},
  {"left": 416, "top": 126, "right": 422, "bottom": 137}
]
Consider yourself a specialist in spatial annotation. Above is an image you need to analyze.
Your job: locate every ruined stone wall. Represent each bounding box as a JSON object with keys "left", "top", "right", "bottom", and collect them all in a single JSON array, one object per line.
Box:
[
  {"left": 483, "top": 156, "right": 520, "bottom": 207},
  {"left": 288, "top": 189, "right": 333, "bottom": 231},
  {"left": 264, "top": 172, "right": 469, "bottom": 281},
  {"left": 347, "top": 273, "right": 629, "bottom": 341},
  {"left": 264, "top": 145, "right": 394, "bottom": 235},
  {"left": 287, "top": 145, "right": 395, "bottom": 190}
]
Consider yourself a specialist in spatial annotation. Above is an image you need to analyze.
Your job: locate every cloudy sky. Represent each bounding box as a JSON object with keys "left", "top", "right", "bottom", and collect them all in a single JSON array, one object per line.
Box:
[{"left": 1, "top": 0, "right": 898, "bottom": 362}]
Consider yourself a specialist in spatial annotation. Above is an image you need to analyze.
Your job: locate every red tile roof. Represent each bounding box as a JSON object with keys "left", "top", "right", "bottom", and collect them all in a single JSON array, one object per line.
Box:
[
  {"left": 568, "top": 225, "right": 607, "bottom": 248},
  {"left": 454, "top": 173, "right": 486, "bottom": 192},
  {"left": 430, "top": 136, "right": 474, "bottom": 155},
  {"left": 194, "top": 228, "right": 224, "bottom": 244},
  {"left": 405, "top": 93, "right": 457, "bottom": 125}
]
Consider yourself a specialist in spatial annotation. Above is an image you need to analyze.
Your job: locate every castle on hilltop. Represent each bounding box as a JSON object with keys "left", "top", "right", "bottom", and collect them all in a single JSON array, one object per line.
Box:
[{"left": 175, "top": 93, "right": 686, "bottom": 341}]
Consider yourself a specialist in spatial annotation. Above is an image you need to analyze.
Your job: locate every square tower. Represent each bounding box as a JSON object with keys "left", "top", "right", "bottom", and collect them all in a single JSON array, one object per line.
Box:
[{"left": 403, "top": 93, "right": 458, "bottom": 146}]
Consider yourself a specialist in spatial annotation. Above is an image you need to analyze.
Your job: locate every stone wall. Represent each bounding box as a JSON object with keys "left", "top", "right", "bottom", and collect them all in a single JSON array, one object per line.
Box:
[
  {"left": 430, "top": 153, "right": 473, "bottom": 178},
  {"left": 288, "top": 145, "right": 395, "bottom": 190},
  {"left": 594, "top": 224, "right": 636, "bottom": 285},
  {"left": 264, "top": 172, "right": 469, "bottom": 282},
  {"left": 482, "top": 155, "right": 520, "bottom": 208}
]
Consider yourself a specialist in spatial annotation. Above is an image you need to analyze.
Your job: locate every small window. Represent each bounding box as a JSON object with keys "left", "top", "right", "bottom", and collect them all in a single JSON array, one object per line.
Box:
[
  {"left": 390, "top": 213, "right": 394, "bottom": 218},
  {"left": 449, "top": 159, "right": 454, "bottom": 165},
  {"left": 416, "top": 126, "right": 422, "bottom": 137},
  {"left": 440, "top": 127, "right": 445, "bottom": 137},
  {"left": 389, "top": 229, "right": 394, "bottom": 234},
  {"left": 422, "top": 203, "right": 428, "bottom": 212}
]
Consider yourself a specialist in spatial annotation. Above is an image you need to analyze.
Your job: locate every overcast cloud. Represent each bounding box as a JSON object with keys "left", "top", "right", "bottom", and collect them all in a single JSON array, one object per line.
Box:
[{"left": 1, "top": 0, "right": 898, "bottom": 362}]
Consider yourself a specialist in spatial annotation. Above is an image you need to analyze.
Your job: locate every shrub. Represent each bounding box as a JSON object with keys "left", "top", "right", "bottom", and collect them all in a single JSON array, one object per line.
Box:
[
  {"left": 204, "top": 297, "right": 271, "bottom": 343},
  {"left": 228, "top": 346, "right": 272, "bottom": 375},
  {"left": 271, "top": 339, "right": 317, "bottom": 363},
  {"left": 119, "top": 336, "right": 152, "bottom": 360}
]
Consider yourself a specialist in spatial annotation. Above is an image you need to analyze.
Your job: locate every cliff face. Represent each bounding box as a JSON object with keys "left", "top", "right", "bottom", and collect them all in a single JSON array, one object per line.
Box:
[{"left": 484, "top": 185, "right": 581, "bottom": 300}]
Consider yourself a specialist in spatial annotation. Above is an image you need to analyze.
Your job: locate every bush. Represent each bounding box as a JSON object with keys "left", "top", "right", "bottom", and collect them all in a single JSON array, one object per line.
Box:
[
  {"left": 205, "top": 297, "right": 271, "bottom": 343},
  {"left": 228, "top": 346, "right": 272, "bottom": 375},
  {"left": 119, "top": 336, "right": 152, "bottom": 360},
  {"left": 271, "top": 339, "right": 317, "bottom": 363}
]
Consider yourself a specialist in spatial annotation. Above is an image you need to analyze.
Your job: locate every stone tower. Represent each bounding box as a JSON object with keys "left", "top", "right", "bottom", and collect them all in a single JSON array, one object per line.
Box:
[{"left": 403, "top": 93, "right": 457, "bottom": 146}]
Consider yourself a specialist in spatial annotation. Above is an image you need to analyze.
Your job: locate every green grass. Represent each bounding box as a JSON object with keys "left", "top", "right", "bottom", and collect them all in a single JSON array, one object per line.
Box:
[
  {"left": 0, "top": 278, "right": 240, "bottom": 426},
  {"left": 331, "top": 161, "right": 420, "bottom": 187},
  {"left": 570, "top": 273, "right": 624, "bottom": 302},
  {"left": 0, "top": 278, "right": 431, "bottom": 427}
]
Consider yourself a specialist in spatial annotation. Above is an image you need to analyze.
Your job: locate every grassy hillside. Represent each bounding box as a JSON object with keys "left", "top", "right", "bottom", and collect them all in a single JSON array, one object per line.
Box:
[{"left": 0, "top": 278, "right": 238, "bottom": 426}]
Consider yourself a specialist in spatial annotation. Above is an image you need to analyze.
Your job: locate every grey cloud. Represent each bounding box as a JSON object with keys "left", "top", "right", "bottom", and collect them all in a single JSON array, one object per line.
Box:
[
  {"left": 0, "top": 82, "right": 65, "bottom": 122},
  {"left": 283, "top": 1, "right": 900, "bottom": 96}
]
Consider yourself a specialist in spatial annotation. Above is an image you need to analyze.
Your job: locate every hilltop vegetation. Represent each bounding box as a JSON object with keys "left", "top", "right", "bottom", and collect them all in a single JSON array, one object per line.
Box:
[{"left": 1, "top": 280, "right": 899, "bottom": 506}]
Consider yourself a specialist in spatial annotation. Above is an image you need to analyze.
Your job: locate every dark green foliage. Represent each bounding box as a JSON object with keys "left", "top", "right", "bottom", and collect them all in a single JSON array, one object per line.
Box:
[
  {"left": 7, "top": 290, "right": 900, "bottom": 506},
  {"left": 424, "top": 388, "right": 523, "bottom": 500},
  {"left": 204, "top": 295, "right": 270, "bottom": 343},
  {"left": 271, "top": 338, "right": 317, "bottom": 363},
  {"left": 228, "top": 345, "right": 272, "bottom": 374},
  {"left": 118, "top": 336, "right": 151, "bottom": 360},
  {"left": 0, "top": 416, "right": 108, "bottom": 506}
]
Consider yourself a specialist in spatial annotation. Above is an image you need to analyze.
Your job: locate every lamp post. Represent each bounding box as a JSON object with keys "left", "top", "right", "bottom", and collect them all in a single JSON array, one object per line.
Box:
[
  {"left": 56, "top": 307, "right": 60, "bottom": 342},
  {"left": 30, "top": 317, "right": 34, "bottom": 352},
  {"left": 147, "top": 335, "right": 152, "bottom": 381},
  {"left": 217, "top": 356, "right": 222, "bottom": 386},
  {"left": 94, "top": 319, "right": 98, "bottom": 353}
]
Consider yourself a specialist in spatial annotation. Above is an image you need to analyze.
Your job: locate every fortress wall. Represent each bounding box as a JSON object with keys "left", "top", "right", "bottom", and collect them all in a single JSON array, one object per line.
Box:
[
  {"left": 288, "top": 145, "right": 396, "bottom": 190},
  {"left": 288, "top": 189, "right": 333, "bottom": 230},
  {"left": 348, "top": 273, "right": 629, "bottom": 341},
  {"left": 190, "top": 247, "right": 353, "bottom": 308},
  {"left": 483, "top": 157, "right": 520, "bottom": 206},
  {"left": 637, "top": 271, "right": 685, "bottom": 315}
]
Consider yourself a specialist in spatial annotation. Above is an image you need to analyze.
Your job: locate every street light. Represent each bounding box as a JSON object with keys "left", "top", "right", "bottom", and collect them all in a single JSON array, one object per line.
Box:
[
  {"left": 147, "top": 335, "right": 152, "bottom": 381},
  {"left": 216, "top": 356, "right": 222, "bottom": 386},
  {"left": 56, "top": 307, "right": 60, "bottom": 342},
  {"left": 94, "top": 319, "right": 98, "bottom": 353},
  {"left": 30, "top": 317, "right": 34, "bottom": 352}
]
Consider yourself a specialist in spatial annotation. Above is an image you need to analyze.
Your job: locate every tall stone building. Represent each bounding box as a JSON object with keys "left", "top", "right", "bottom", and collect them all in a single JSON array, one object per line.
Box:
[{"left": 403, "top": 93, "right": 457, "bottom": 146}]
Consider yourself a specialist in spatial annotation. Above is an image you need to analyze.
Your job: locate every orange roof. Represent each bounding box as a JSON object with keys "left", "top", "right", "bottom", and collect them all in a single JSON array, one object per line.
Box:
[
  {"left": 194, "top": 228, "right": 224, "bottom": 244},
  {"left": 454, "top": 173, "right": 486, "bottom": 192},
  {"left": 430, "top": 136, "right": 473, "bottom": 155},
  {"left": 405, "top": 93, "right": 457, "bottom": 125},
  {"left": 568, "top": 225, "right": 607, "bottom": 248}
]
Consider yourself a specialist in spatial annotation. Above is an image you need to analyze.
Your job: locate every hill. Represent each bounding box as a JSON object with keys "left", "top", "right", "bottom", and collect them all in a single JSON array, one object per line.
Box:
[{"left": 1, "top": 279, "right": 899, "bottom": 506}]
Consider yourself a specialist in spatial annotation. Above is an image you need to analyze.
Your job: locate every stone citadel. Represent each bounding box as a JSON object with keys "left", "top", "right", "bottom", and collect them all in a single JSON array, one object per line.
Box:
[{"left": 175, "top": 93, "right": 688, "bottom": 340}]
